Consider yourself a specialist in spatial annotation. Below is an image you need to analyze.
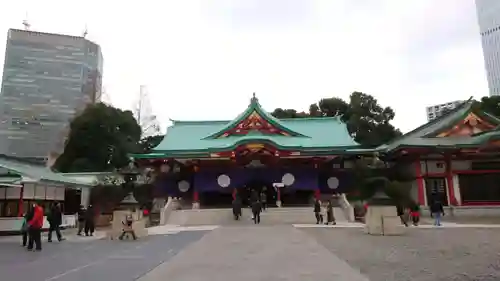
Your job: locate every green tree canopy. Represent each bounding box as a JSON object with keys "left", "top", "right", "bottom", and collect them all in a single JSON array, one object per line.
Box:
[
  {"left": 271, "top": 92, "right": 402, "bottom": 147},
  {"left": 479, "top": 96, "right": 500, "bottom": 117},
  {"left": 270, "top": 108, "right": 309, "bottom": 119},
  {"left": 54, "top": 103, "right": 142, "bottom": 172}
]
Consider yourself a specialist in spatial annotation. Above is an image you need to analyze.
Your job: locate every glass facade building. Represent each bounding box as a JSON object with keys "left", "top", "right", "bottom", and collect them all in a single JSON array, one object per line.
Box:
[
  {"left": 0, "top": 29, "right": 103, "bottom": 160},
  {"left": 476, "top": 0, "right": 500, "bottom": 96}
]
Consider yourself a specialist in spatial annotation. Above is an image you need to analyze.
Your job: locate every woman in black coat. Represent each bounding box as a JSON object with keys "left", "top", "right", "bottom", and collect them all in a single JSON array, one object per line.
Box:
[
  {"left": 396, "top": 204, "right": 408, "bottom": 227},
  {"left": 251, "top": 200, "right": 262, "bottom": 224},
  {"left": 84, "top": 205, "right": 95, "bottom": 236},
  {"left": 313, "top": 199, "right": 322, "bottom": 224},
  {"left": 232, "top": 196, "right": 242, "bottom": 220},
  {"left": 325, "top": 200, "right": 336, "bottom": 225}
]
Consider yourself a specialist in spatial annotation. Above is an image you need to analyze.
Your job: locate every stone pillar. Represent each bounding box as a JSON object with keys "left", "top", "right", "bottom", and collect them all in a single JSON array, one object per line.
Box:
[
  {"left": 414, "top": 160, "right": 426, "bottom": 206},
  {"left": 276, "top": 187, "right": 282, "bottom": 207}
]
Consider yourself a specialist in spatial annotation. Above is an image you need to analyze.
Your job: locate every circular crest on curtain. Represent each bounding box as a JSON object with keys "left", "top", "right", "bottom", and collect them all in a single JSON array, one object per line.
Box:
[
  {"left": 327, "top": 177, "right": 339, "bottom": 189},
  {"left": 178, "top": 180, "right": 190, "bottom": 192},
  {"left": 217, "top": 174, "right": 231, "bottom": 188},
  {"left": 281, "top": 173, "right": 295, "bottom": 186}
]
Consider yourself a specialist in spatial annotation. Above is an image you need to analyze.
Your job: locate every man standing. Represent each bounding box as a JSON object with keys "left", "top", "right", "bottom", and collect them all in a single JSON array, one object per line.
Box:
[
  {"left": 314, "top": 199, "right": 323, "bottom": 224},
  {"left": 47, "top": 202, "right": 65, "bottom": 242},
  {"left": 260, "top": 192, "right": 267, "bottom": 211},
  {"left": 232, "top": 196, "right": 242, "bottom": 220},
  {"left": 77, "top": 205, "right": 86, "bottom": 236},
  {"left": 430, "top": 200, "right": 445, "bottom": 226},
  {"left": 84, "top": 205, "right": 95, "bottom": 236},
  {"left": 251, "top": 199, "right": 262, "bottom": 224},
  {"left": 27, "top": 202, "right": 43, "bottom": 251}
]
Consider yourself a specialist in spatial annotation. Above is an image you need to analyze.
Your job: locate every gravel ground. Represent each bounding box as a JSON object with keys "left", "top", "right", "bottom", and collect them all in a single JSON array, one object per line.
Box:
[{"left": 303, "top": 227, "right": 500, "bottom": 281}]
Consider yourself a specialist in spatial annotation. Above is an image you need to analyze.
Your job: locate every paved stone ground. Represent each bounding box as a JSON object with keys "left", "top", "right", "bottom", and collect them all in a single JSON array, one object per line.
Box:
[
  {"left": 4, "top": 224, "right": 500, "bottom": 281},
  {"left": 0, "top": 231, "right": 206, "bottom": 281},
  {"left": 137, "top": 225, "right": 369, "bottom": 281},
  {"left": 303, "top": 227, "right": 500, "bottom": 281}
]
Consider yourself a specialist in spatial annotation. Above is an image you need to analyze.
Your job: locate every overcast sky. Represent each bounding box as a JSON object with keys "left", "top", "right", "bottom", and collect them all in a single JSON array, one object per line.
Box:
[{"left": 0, "top": 0, "right": 488, "bottom": 133}]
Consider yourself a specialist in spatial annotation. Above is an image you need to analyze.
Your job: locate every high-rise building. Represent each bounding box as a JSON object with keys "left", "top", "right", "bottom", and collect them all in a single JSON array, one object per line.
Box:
[
  {"left": 476, "top": 0, "right": 500, "bottom": 96},
  {"left": 0, "top": 28, "right": 103, "bottom": 160},
  {"left": 425, "top": 100, "right": 464, "bottom": 121}
]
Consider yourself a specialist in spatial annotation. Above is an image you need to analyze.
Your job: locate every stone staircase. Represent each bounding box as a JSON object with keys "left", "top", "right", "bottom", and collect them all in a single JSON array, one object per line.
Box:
[{"left": 166, "top": 207, "right": 347, "bottom": 226}]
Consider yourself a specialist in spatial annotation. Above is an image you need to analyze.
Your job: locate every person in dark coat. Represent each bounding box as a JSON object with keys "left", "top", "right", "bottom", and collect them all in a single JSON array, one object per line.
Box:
[
  {"left": 314, "top": 199, "right": 323, "bottom": 224},
  {"left": 251, "top": 200, "right": 262, "bottom": 224},
  {"left": 430, "top": 200, "right": 445, "bottom": 226},
  {"left": 325, "top": 200, "right": 336, "bottom": 225},
  {"left": 260, "top": 192, "right": 267, "bottom": 211},
  {"left": 77, "top": 205, "right": 86, "bottom": 236},
  {"left": 232, "top": 196, "right": 242, "bottom": 220},
  {"left": 249, "top": 190, "right": 259, "bottom": 220},
  {"left": 84, "top": 205, "right": 95, "bottom": 236},
  {"left": 47, "top": 202, "right": 64, "bottom": 242},
  {"left": 396, "top": 204, "right": 408, "bottom": 227}
]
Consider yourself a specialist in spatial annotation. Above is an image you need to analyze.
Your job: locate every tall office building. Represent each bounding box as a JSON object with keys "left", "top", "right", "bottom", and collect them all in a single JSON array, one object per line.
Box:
[
  {"left": 476, "top": 0, "right": 500, "bottom": 96},
  {"left": 0, "top": 28, "right": 103, "bottom": 160},
  {"left": 425, "top": 100, "right": 464, "bottom": 121}
]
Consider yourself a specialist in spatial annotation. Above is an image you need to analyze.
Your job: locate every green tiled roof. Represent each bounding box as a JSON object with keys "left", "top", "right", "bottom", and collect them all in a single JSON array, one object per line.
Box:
[
  {"left": 205, "top": 94, "right": 306, "bottom": 138},
  {"left": 132, "top": 95, "right": 360, "bottom": 159},
  {"left": 0, "top": 156, "right": 90, "bottom": 186},
  {"left": 379, "top": 98, "right": 500, "bottom": 152}
]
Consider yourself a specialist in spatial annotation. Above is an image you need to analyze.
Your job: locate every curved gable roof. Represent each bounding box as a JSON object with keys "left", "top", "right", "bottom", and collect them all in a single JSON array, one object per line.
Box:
[{"left": 204, "top": 94, "right": 307, "bottom": 139}]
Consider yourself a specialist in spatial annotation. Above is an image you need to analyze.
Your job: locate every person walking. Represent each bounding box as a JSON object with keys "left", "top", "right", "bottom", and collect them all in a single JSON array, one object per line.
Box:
[
  {"left": 314, "top": 199, "right": 323, "bottom": 224},
  {"left": 260, "top": 192, "right": 267, "bottom": 211},
  {"left": 251, "top": 199, "right": 262, "bottom": 224},
  {"left": 430, "top": 200, "right": 445, "bottom": 226},
  {"left": 84, "top": 205, "right": 95, "bottom": 236},
  {"left": 47, "top": 202, "right": 64, "bottom": 242},
  {"left": 250, "top": 190, "right": 258, "bottom": 221},
  {"left": 325, "top": 200, "right": 336, "bottom": 225},
  {"left": 27, "top": 202, "right": 43, "bottom": 251},
  {"left": 396, "top": 204, "right": 409, "bottom": 227},
  {"left": 232, "top": 196, "right": 242, "bottom": 220},
  {"left": 77, "top": 205, "right": 86, "bottom": 236}
]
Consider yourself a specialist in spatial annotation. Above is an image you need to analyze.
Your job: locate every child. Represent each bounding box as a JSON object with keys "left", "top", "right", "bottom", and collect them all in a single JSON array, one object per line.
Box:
[
  {"left": 20, "top": 213, "right": 28, "bottom": 247},
  {"left": 119, "top": 214, "right": 137, "bottom": 240},
  {"left": 410, "top": 205, "right": 421, "bottom": 226}
]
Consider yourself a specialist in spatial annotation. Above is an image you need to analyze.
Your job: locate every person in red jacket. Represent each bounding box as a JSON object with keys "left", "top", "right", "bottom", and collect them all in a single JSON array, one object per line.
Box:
[{"left": 27, "top": 202, "right": 44, "bottom": 251}]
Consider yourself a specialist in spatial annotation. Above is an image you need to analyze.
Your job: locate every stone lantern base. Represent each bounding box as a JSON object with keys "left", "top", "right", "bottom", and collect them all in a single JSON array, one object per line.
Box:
[{"left": 364, "top": 206, "right": 405, "bottom": 236}]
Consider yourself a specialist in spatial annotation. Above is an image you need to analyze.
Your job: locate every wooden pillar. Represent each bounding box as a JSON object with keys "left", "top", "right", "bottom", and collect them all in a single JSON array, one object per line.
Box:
[
  {"left": 445, "top": 156, "right": 457, "bottom": 205},
  {"left": 17, "top": 184, "right": 24, "bottom": 217},
  {"left": 192, "top": 165, "right": 200, "bottom": 209},
  {"left": 414, "top": 160, "right": 426, "bottom": 206}
]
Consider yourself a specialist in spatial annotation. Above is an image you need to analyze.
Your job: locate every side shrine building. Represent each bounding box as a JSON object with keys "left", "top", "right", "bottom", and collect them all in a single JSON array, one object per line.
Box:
[{"left": 132, "top": 95, "right": 500, "bottom": 209}]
